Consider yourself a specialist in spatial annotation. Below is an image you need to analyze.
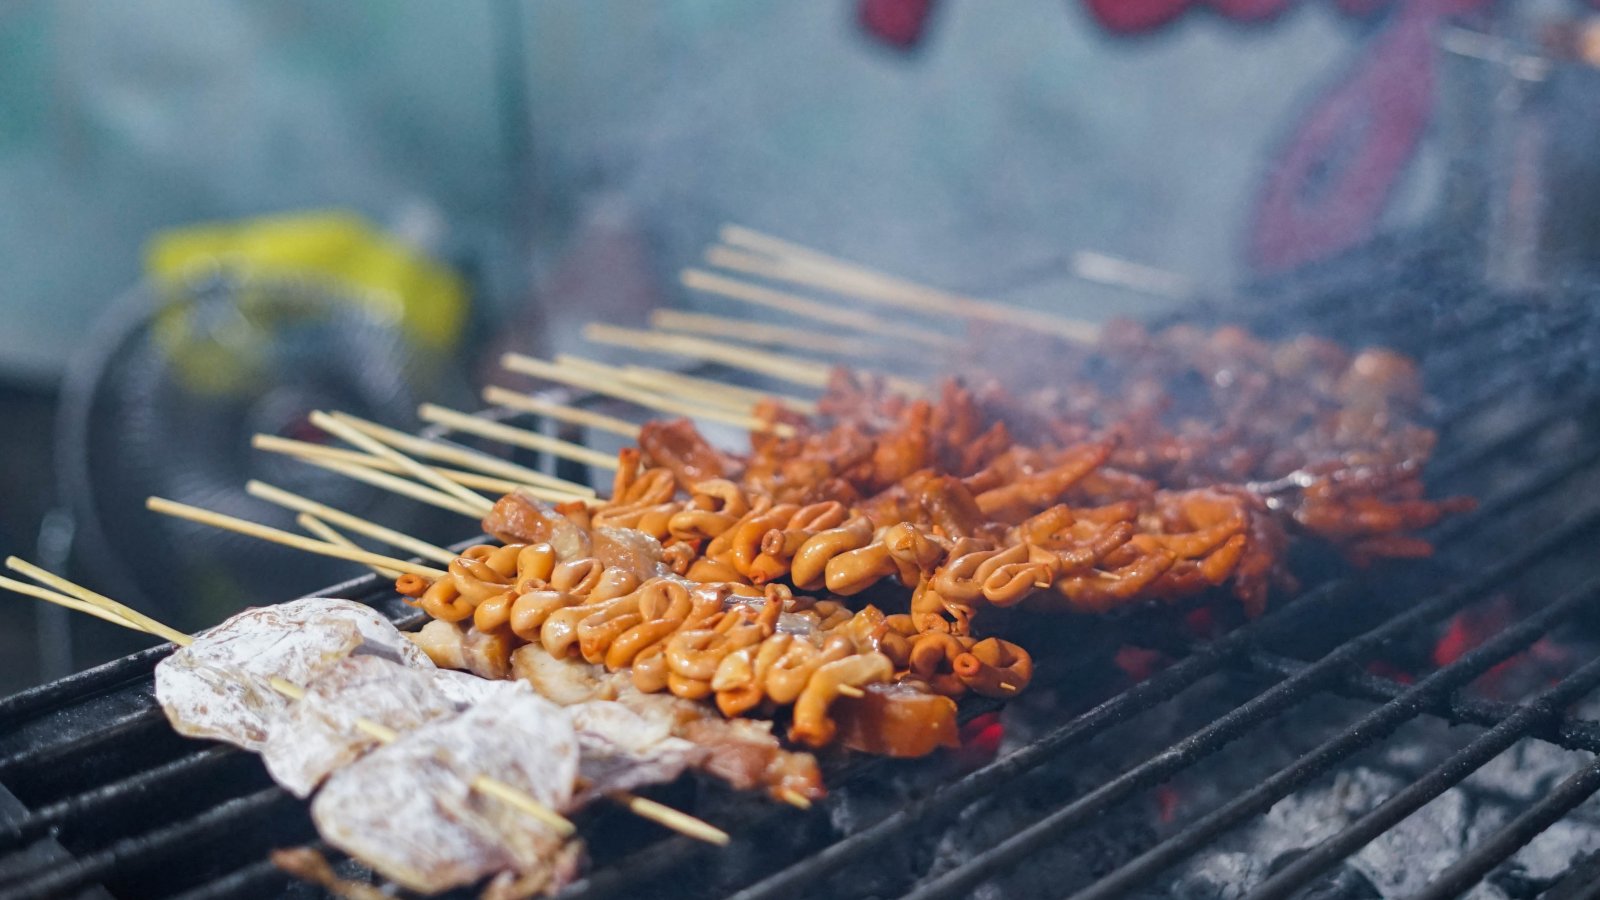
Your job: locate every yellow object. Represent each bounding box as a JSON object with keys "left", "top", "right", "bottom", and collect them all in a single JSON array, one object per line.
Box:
[
  {"left": 146, "top": 210, "right": 467, "bottom": 348},
  {"left": 142, "top": 211, "right": 467, "bottom": 396}
]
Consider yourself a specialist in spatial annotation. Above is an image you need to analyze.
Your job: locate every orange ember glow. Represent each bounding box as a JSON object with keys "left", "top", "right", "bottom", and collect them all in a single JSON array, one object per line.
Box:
[
  {"left": 959, "top": 711, "right": 1005, "bottom": 762},
  {"left": 1115, "top": 646, "right": 1169, "bottom": 683}
]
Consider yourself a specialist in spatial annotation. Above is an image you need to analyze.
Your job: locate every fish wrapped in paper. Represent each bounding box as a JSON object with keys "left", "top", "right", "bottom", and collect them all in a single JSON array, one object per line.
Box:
[
  {"left": 258, "top": 657, "right": 518, "bottom": 797},
  {"left": 155, "top": 598, "right": 432, "bottom": 752},
  {"left": 430, "top": 665, "right": 530, "bottom": 708},
  {"left": 311, "top": 685, "right": 582, "bottom": 895}
]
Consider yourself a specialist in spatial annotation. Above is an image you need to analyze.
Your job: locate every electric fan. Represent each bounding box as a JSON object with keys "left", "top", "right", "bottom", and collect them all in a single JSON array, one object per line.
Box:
[{"left": 54, "top": 272, "right": 467, "bottom": 632}]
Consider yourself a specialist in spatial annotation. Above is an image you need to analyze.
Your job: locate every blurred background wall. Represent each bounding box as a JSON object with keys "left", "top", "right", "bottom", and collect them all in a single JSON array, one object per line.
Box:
[{"left": 0, "top": 0, "right": 1537, "bottom": 691}]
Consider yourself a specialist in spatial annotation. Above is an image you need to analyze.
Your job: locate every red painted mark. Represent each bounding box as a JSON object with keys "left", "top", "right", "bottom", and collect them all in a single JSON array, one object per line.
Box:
[
  {"left": 858, "top": 0, "right": 938, "bottom": 48},
  {"left": 859, "top": 0, "right": 1500, "bottom": 275},
  {"left": 1249, "top": 0, "right": 1494, "bottom": 272}
]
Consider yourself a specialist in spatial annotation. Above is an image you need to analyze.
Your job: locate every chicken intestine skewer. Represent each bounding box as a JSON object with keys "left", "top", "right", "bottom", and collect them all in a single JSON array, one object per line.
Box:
[
  {"left": 395, "top": 545, "right": 989, "bottom": 752},
  {"left": 396, "top": 483, "right": 1036, "bottom": 756},
  {"left": 484, "top": 443, "right": 1267, "bottom": 634}
]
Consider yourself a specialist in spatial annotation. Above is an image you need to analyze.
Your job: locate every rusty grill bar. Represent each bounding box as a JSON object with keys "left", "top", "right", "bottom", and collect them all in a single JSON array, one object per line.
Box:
[{"left": 3, "top": 271, "right": 1600, "bottom": 899}]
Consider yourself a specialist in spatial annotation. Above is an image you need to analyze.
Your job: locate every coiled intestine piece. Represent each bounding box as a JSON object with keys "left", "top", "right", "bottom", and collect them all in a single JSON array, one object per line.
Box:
[
  {"left": 953, "top": 637, "right": 1033, "bottom": 697},
  {"left": 711, "top": 632, "right": 794, "bottom": 717},
  {"left": 472, "top": 590, "right": 514, "bottom": 634},
  {"left": 514, "top": 543, "right": 557, "bottom": 592},
  {"left": 724, "top": 503, "right": 799, "bottom": 578},
  {"left": 703, "top": 495, "right": 772, "bottom": 559},
  {"left": 508, "top": 589, "right": 579, "bottom": 642},
  {"left": 790, "top": 516, "right": 873, "bottom": 590},
  {"left": 974, "top": 440, "right": 1115, "bottom": 522},
  {"left": 592, "top": 459, "right": 681, "bottom": 535},
  {"left": 417, "top": 578, "right": 472, "bottom": 623},
  {"left": 685, "top": 557, "right": 746, "bottom": 584},
  {"left": 906, "top": 631, "right": 972, "bottom": 697},
  {"left": 764, "top": 633, "right": 853, "bottom": 705},
  {"left": 790, "top": 652, "right": 894, "bottom": 747},
  {"left": 747, "top": 501, "right": 850, "bottom": 586},
  {"left": 929, "top": 540, "right": 1006, "bottom": 604},
  {"left": 977, "top": 550, "right": 1054, "bottom": 607},
  {"left": 1053, "top": 548, "right": 1177, "bottom": 614}
]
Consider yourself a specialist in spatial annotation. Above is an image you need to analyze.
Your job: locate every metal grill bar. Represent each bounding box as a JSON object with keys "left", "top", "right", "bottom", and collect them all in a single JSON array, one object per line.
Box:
[
  {"left": 164, "top": 840, "right": 335, "bottom": 900},
  {"left": 0, "top": 788, "right": 300, "bottom": 900},
  {"left": 3, "top": 293, "right": 1596, "bottom": 899},
  {"left": 729, "top": 405, "right": 1600, "bottom": 900},
  {"left": 1426, "top": 398, "right": 1591, "bottom": 486},
  {"left": 1246, "top": 650, "right": 1600, "bottom": 753},
  {"left": 1411, "top": 758, "right": 1600, "bottom": 900},
  {"left": 0, "top": 646, "right": 170, "bottom": 729},
  {"left": 0, "top": 708, "right": 168, "bottom": 784},
  {"left": 904, "top": 514, "right": 1600, "bottom": 900},
  {"left": 0, "top": 747, "right": 240, "bottom": 870},
  {"left": 1417, "top": 303, "right": 1588, "bottom": 393},
  {"left": 1245, "top": 653, "right": 1600, "bottom": 898}
]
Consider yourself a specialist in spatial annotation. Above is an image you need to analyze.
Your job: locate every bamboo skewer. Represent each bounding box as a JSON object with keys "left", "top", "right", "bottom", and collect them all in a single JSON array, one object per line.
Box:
[
  {"left": 554, "top": 354, "right": 806, "bottom": 437},
  {"left": 616, "top": 363, "right": 817, "bottom": 416},
  {"left": 778, "top": 789, "right": 813, "bottom": 810},
  {"left": 581, "top": 324, "right": 927, "bottom": 398},
  {"left": 297, "top": 514, "right": 402, "bottom": 579},
  {"left": 3, "top": 564, "right": 730, "bottom": 844},
  {"left": 706, "top": 244, "right": 948, "bottom": 320},
  {"left": 247, "top": 481, "right": 458, "bottom": 566},
  {"left": 311, "top": 412, "right": 495, "bottom": 515},
  {"left": 482, "top": 386, "right": 643, "bottom": 440},
  {"left": 649, "top": 309, "right": 910, "bottom": 371},
  {"left": 558, "top": 355, "right": 763, "bottom": 417},
  {"left": 713, "top": 224, "right": 1103, "bottom": 344},
  {"left": 329, "top": 413, "right": 594, "bottom": 498},
  {"left": 610, "top": 794, "right": 732, "bottom": 846},
  {"left": 502, "top": 353, "right": 793, "bottom": 437},
  {"left": 0, "top": 574, "right": 145, "bottom": 633},
  {"left": 147, "top": 497, "right": 449, "bottom": 579},
  {"left": 252, "top": 435, "right": 584, "bottom": 504},
  {"left": 675, "top": 270, "right": 958, "bottom": 350},
  {"left": 270, "top": 451, "right": 488, "bottom": 519},
  {"left": 419, "top": 404, "right": 621, "bottom": 471},
  {"left": 581, "top": 323, "right": 835, "bottom": 390},
  {"left": 5, "top": 557, "right": 192, "bottom": 645}
]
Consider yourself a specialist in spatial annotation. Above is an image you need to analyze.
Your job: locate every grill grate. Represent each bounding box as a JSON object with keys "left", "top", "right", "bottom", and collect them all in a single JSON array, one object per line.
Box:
[{"left": 5, "top": 265, "right": 1600, "bottom": 899}]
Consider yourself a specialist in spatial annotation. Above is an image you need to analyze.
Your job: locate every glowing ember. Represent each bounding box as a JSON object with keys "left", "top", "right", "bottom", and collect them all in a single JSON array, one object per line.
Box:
[
  {"left": 1365, "top": 659, "right": 1415, "bottom": 684},
  {"left": 958, "top": 712, "right": 1004, "bottom": 762},
  {"left": 1155, "top": 785, "right": 1181, "bottom": 825},
  {"left": 1115, "top": 646, "right": 1169, "bottom": 683},
  {"left": 1429, "top": 597, "right": 1571, "bottom": 696}
]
